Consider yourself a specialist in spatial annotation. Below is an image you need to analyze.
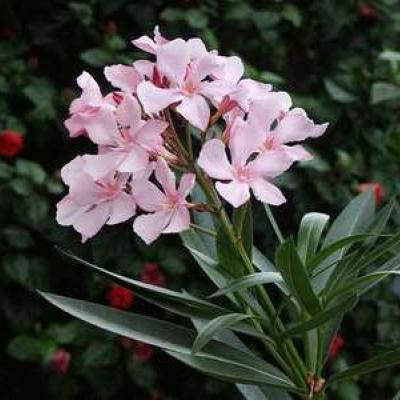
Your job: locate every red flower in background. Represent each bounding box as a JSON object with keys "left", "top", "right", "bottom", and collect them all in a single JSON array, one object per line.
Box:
[
  {"left": 149, "top": 390, "right": 164, "bottom": 400},
  {"left": 50, "top": 348, "right": 71, "bottom": 375},
  {"left": 107, "top": 285, "right": 135, "bottom": 309},
  {"left": 357, "top": 182, "right": 385, "bottom": 206},
  {"left": 104, "top": 20, "right": 118, "bottom": 35},
  {"left": 328, "top": 334, "right": 345, "bottom": 361},
  {"left": 133, "top": 342, "right": 155, "bottom": 363},
  {"left": 358, "top": 3, "right": 378, "bottom": 22},
  {"left": 119, "top": 336, "right": 135, "bottom": 350},
  {"left": 0, "top": 130, "right": 24, "bottom": 158},
  {"left": 140, "top": 263, "right": 165, "bottom": 287}
]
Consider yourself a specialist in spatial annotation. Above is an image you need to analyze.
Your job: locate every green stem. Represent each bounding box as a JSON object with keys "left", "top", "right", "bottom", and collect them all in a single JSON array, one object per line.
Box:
[
  {"left": 189, "top": 223, "right": 216, "bottom": 237},
  {"left": 265, "top": 204, "right": 284, "bottom": 244},
  {"left": 193, "top": 165, "right": 307, "bottom": 390}
]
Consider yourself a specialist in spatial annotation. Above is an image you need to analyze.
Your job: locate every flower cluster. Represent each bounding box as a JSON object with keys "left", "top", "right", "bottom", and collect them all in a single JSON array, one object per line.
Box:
[{"left": 57, "top": 27, "right": 327, "bottom": 244}]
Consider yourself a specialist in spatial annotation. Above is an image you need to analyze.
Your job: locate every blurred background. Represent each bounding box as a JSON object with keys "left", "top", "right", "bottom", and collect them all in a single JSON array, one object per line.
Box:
[{"left": 0, "top": 0, "right": 400, "bottom": 399}]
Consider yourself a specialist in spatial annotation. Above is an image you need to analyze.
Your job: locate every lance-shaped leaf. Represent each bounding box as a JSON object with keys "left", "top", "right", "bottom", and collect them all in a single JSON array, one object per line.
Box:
[
  {"left": 285, "top": 295, "right": 358, "bottom": 337},
  {"left": 192, "top": 313, "right": 254, "bottom": 354},
  {"left": 328, "top": 346, "right": 400, "bottom": 386},
  {"left": 276, "top": 238, "right": 322, "bottom": 315},
  {"left": 313, "top": 191, "right": 375, "bottom": 292},
  {"left": 209, "top": 272, "right": 284, "bottom": 299},
  {"left": 328, "top": 268, "right": 400, "bottom": 300},
  {"left": 40, "top": 293, "right": 297, "bottom": 392},
  {"left": 297, "top": 212, "right": 330, "bottom": 265},
  {"left": 57, "top": 249, "right": 263, "bottom": 339},
  {"left": 308, "top": 234, "right": 376, "bottom": 274}
]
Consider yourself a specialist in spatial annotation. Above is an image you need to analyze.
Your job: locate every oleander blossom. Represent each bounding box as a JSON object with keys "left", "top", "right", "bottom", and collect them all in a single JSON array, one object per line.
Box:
[{"left": 57, "top": 26, "right": 328, "bottom": 244}]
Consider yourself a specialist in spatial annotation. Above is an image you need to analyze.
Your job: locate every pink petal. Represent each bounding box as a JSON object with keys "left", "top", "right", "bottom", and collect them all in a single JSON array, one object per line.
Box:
[
  {"left": 248, "top": 150, "right": 293, "bottom": 178},
  {"left": 64, "top": 114, "right": 86, "bottom": 137},
  {"left": 163, "top": 205, "right": 191, "bottom": 233},
  {"left": 117, "top": 145, "right": 149, "bottom": 174},
  {"left": 56, "top": 196, "right": 89, "bottom": 226},
  {"left": 250, "top": 179, "right": 286, "bottom": 206},
  {"left": 177, "top": 173, "right": 196, "bottom": 199},
  {"left": 156, "top": 38, "right": 190, "bottom": 84},
  {"left": 248, "top": 92, "right": 292, "bottom": 132},
  {"left": 176, "top": 95, "right": 210, "bottom": 131},
  {"left": 83, "top": 152, "right": 126, "bottom": 180},
  {"left": 85, "top": 107, "right": 119, "bottom": 146},
  {"left": 135, "top": 119, "right": 168, "bottom": 150},
  {"left": 137, "top": 81, "right": 182, "bottom": 114},
  {"left": 133, "top": 211, "right": 171, "bottom": 244},
  {"left": 133, "top": 180, "right": 166, "bottom": 212},
  {"left": 200, "top": 80, "right": 236, "bottom": 102},
  {"left": 134, "top": 60, "right": 154, "bottom": 79},
  {"left": 70, "top": 71, "right": 103, "bottom": 113},
  {"left": 60, "top": 156, "right": 85, "bottom": 186},
  {"left": 197, "top": 139, "right": 234, "bottom": 180},
  {"left": 107, "top": 193, "right": 137, "bottom": 225},
  {"left": 116, "top": 94, "right": 142, "bottom": 131},
  {"left": 104, "top": 64, "right": 142, "bottom": 93},
  {"left": 231, "top": 79, "right": 272, "bottom": 111},
  {"left": 215, "top": 180, "right": 250, "bottom": 208},
  {"left": 155, "top": 158, "right": 176, "bottom": 196},
  {"left": 74, "top": 202, "right": 111, "bottom": 240},
  {"left": 132, "top": 35, "right": 157, "bottom": 54},
  {"left": 229, "top": 118, "right": 265, "bottom": 166},
  {"left": 282, "top": 144, "right": 313, "bottom": 161},
  {"left": 187, "top": 38, "right": 208, "bottom": 59},
  {"left": 273, "top": 108, "right": 328, "bottom": 144},
  {"left": 213, "top": 56, "right": 244, "bottom": 84}
]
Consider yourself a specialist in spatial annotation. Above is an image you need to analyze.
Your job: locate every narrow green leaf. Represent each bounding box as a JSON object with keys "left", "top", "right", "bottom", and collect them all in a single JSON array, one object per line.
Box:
[
  {"left": 309, "top": 234, "right": 377, "bottom": 273},
  {"left": 329, "top": 269, "right": 400, "bottom": 300},
  {"left": 285, "top": 295, "right": 358, "bottom": 337},
  {"left": 329, "top": 347, "right": 400, "bottom": 386},
  {"left": 313, "top": 192, "right": 375, "bottom": 292},
  {"left": 41, "top": 293, "right": 296, "bottom": 391},
  {"left": 192, "top": 313, "right": 252, "bottom": 354},
  {"left": 168, "top": 350, "right": 299, "bottom": 391},
  {"left": 57, "top": 248, "right": 230, "bottom": 320},
  {"left": 276, "top": 239, "right": 322, "bottom": 315},
  {"left": 297, "top": 212, "right": 330, "bottom": 264},
  {"left": 209, "top": 272, "right": 284, "bottom": 299}
]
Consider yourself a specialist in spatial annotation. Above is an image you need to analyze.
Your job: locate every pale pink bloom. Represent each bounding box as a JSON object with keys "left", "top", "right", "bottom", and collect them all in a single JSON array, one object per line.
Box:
[
  {"left": 56, "top": 156, "right": 138, "bottom": 242},
  {"left": 248, "top": 95, "right": 328, "bottom": 161},
  {"left": 198, "top": 118, "right": 293, "bottom": 208},
  {"left": 64, "top": 71, "right": 115, "bottom": 137},
  {"left": 132, "top": 25, "right": 168, "bottom": 54},
  {"left": 137, "top": 39, "right": 235, "bottom": 131},
  {"left": 82, "top": 94, "right": 168, "bottom": 180},
  {"left": 104, "top": 64, "right": 143, "bottom": 93},
  {"left": 133, "top": 159, "right": 195, "bottom": 244}
]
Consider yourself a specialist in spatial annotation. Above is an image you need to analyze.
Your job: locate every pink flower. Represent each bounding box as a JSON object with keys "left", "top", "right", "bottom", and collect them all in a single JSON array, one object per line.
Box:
[
  {"left": 56, "top": 156, "right": 137, "bottom": 242},
  {"left": 247, "top": 94, "right": 328, "bottom": 162},
  {"left": 133, "top": 159, "right": 195, "bottom": 244},
  {"left": 64, "top": 71, "right": 115, "bottom": 138},
  {"left": 140, "top": 262, "right": 165, "bottom": 287},
  {"left": 137, "top": 39, "right": 236, "bottom": 131},
  {"left": 198, "top": 117, "right": 293, "bottom": 208},
  {"left": 82, "top": 94, "right": 168, "bottom": 180},
  {"left": 50, "top": 348, "right": 71, "bottom": 375}
]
